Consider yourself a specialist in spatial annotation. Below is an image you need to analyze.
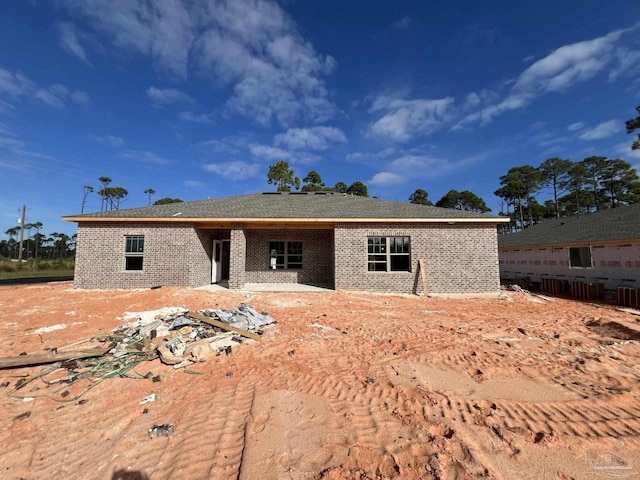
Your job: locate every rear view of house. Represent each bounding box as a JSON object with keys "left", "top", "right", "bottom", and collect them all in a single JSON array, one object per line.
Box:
[{"left": 64, "top": 192, "right": 508, "bottom": 295}]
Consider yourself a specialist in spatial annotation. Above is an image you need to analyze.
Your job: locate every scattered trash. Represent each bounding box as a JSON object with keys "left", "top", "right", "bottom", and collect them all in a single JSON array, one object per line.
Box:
[
  {"left": 1, "top": 303, "right": 276, "bottom": 403},
  {"left": 33, "top": 324, "right": 68, "bottom": 335},
  {"left": 365, "top": 377, "right": 375, "bottom": 384},
  {"left": 310, "top": 323, "right": 335, "bottom": 332},
  {"left": 148, "top": 424, "right": 174, "bottom": 438},
  {"left": 13, "top": 411, "right": 31, "bottom": 421},
  {"left": 140, "top": 393, "right": 157, "bottom": 405}
]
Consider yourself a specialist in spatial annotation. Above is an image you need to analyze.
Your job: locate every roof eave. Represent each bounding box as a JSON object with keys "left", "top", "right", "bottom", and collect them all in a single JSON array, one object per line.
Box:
[{"left": 63, "top": 216, "right": 509, "bottom": 224}]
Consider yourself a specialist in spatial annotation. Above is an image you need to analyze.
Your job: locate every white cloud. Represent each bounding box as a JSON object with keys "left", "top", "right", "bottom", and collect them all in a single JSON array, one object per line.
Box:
[
  {"left": 609, "top": 49, "right": 640, "bottom": 81},
  {"left": 0, "top": 68, "right": 35, "bottom": 98},
  {"left": 513, "top": 29, "right": 627, "bottom": 94},
  {"left": 96, "top": 135, "right": 124, "bottom": 147},
  {"left": 613, "top": 141, "right": 640, "bottom": 160},
  {"left": 346, "top": 148, "right": 397, "bottom": 163},
  {"left": 274, "top": 126, "right": 346, "bottom": 151},
  {"left": 373, "top": 153, "right": 486, "bottom": 182},
  {"left": 55, "top": 23, "right": 91, "bottom": 65},
  {"left": 201, "top": 139, "right": 242, "bottom": 155},
  {"left": 369, "top": 172, "right": 405, "bottom": 186},
  {"left": 578, "top": 120, "right": 621, "bottom": 140},
  {"left": 203, "top": 161, "right": 261, "bottom": 179},
  {"left": 368, "top": 97, "right": 455, "bottom": 142},
  {"left": 58, "top": 0, "right": 337, "bottom": 126},
  {"left": 249, "top": 143, "right": 320, "bottom": 165},
  {"left": 146, "top": 86, "right": 194, "bottom": 105},
  {"left": 121, "top": 149, "right": 171, "bottom": 164},
  {"left": 459, "top": 25, "right": 639, "bottom": 127},
  {"left": 184, "top": 179, "right": 206, "bottom": 188},
  {"left": 179, "top": 111, "right": 214, "bottom": 124},
  {"left": 0, "top": 70, "right": 89, "bottom": 109},
  {"left": 71, "top": 90, "right": 91, "bottom": 105},
  {"left": 567, "top": 122, "right": 585, "bottom": 131},
  {"left": 391, "top": 16, "right": 412, "bottom": 30},
  {"left": 34, "top": 90, "right": 63, "bottom": 109}
]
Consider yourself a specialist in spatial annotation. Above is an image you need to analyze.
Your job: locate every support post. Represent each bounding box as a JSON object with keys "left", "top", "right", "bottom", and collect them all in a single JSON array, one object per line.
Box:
[{"left": 17, "top": 204, "right": 26, "bottom": 262}]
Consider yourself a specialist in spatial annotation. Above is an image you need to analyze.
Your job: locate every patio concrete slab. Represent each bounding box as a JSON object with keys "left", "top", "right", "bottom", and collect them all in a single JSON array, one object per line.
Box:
[
  {"left": 195, "top": 282, "right": 334, "bottom": 293},
  {"left": 242, "top": 283, "right": 334, "bottom": 293}
]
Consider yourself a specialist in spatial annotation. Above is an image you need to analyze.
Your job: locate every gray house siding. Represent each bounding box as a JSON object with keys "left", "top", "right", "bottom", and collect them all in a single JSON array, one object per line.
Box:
[{"left": 334, "top": 223, "right": 501, "bottom": 295}]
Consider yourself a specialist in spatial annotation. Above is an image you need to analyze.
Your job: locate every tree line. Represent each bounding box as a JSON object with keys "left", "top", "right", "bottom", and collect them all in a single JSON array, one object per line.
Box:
[
  {"left": 494, "top": 156, "right": 639, "bottom": 232},
  {"left": 1, "top": 223, "right": 76, "bottom": 260},
  {"left": 81, "top": 177, "right": 183, "bottom": 213},
  {"left": 267, "top": 160, "right": 491, "bottom": 212}
]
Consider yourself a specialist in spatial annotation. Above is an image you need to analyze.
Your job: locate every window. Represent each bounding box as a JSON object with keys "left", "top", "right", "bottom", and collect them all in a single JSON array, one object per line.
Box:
[
  {"left": 569, "top": 247, "right": 592, "bottom": 268},
  {"left": 269, "top": 241, "right": 303, "bottom": 270},
  {"left": 125, "top": 235, "right": 144, "bottom": 271},
  {"left": 368, "top": 236, "right": 410, "bottom": 272}
]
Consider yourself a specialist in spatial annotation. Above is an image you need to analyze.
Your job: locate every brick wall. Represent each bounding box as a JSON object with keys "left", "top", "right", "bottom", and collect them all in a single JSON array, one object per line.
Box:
[
  {"left": 74, "top": 223, "right": 211, "bottom": 289},
  {"left": 244, "top": 229, "right": 334, "bottom": 285},
  {"left": 228, "top": 225, "right": 246, "bottom": 290},
  {"left": 334, "top": 223, "right": 500, "bottom": 294}
]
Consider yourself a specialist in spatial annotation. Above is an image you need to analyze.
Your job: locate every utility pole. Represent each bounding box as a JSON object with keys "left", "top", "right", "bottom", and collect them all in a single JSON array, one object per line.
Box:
[{"left": 17, "top": 205, "right": 26, "bottom": 262}]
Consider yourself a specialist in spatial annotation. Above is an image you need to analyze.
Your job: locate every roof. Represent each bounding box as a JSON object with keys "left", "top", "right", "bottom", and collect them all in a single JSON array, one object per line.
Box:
[
  {"left": 63, "top": 192, "right": 507, "bottom": 224},
  {"left": 498, "top": 203, "right": 640, "bottom": 248}
]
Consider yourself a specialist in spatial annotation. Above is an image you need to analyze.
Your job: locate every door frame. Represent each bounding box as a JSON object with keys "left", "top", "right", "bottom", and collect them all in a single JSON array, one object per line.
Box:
[{"left": 212, "top": 240, "right": 223, "bottom": 283}]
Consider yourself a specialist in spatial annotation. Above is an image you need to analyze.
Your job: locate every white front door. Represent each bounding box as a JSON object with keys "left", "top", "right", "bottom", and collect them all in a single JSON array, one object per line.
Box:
[{"left": 212, "top": 240, "right": 223, "bottom": 283}]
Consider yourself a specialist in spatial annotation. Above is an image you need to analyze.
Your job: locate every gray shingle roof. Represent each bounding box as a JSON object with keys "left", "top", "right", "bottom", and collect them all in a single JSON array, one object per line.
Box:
[
  {"left": 498, "top": 203, "right": 640, "bottom": 248},
  {"left": 64, "top": 192, "right": 503, "bottom": 221}
]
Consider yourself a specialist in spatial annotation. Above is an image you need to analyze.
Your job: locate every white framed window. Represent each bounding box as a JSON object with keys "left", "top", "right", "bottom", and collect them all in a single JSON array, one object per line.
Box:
[
  {"left": 367, "top": 236, "right": 411, "bottom": 272},
  {"left": 569, "top": 246, "right": 592, "bottom": 268},
  {"left": 269, "top": 240, "right": 303, "bottom": 270},
  {"left": 125, "top": 235, "right": 144, "bottom": 271}
]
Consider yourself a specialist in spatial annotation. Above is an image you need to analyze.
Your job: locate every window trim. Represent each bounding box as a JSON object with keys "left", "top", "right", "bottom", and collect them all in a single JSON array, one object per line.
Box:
[
  {"left": 568, "top": 246, "right": 593, "bottom": 269},
  {"left": 367, "top": 236, "right": 411, "bottom": 272},
  {"left": 268, "top": 240, "right": 303, "bottom": 270},
  {"left": 124, "top": 235, "right": 144, "bottom": 272}
]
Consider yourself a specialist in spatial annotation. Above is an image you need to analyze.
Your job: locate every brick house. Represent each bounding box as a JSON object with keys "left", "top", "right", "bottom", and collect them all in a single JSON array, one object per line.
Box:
[
  {"left": 63, "top": 192, "right": 508, "bottom": 294},
  {"left": 498, "top": 203, "right": 640, "bottom": 295}
]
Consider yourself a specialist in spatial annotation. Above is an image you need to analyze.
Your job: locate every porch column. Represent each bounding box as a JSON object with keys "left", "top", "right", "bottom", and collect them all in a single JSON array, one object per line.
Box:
[{"left": 229, "top": 223, "right": 246, "bottom": 290}]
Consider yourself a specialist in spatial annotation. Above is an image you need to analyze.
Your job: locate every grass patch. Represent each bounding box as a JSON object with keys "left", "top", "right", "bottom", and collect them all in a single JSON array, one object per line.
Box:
[{"left": 0, "top": 259, "right": 74, "bottom": 280}]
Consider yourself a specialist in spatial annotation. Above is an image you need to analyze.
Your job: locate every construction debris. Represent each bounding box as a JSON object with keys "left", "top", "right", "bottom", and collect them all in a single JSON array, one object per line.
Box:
[
  {"left": 1, "top": 304, "right": 276, "bottom": 402},
  {"left": 148, "top": 424, "right": 174, "bottom": 438}
]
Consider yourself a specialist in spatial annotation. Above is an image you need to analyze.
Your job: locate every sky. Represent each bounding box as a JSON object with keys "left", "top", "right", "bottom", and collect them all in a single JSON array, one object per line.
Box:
[{"left": 1, "top": 0, "right": 640, "bottom": 237}]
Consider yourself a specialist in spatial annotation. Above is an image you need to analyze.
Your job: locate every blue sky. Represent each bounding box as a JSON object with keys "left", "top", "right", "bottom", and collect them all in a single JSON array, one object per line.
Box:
[{"left": 1, "top": 0, "right": 639, "bottom": 236}]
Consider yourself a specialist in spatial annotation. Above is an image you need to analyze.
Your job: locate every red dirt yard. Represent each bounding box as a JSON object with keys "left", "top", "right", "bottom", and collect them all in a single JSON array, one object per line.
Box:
[{"left": 1, "top": 281, "right": 640, "bottom": 479}]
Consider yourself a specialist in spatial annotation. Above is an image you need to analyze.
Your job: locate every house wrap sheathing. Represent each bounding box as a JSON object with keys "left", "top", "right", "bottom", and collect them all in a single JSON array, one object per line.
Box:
[{"left": 499, "top": 203, "right": 640, "bottom": 291}]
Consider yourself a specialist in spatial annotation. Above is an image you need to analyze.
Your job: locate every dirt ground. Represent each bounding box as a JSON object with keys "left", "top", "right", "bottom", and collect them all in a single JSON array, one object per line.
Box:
[{"left": 1, "top": 282, "right": 640, "bottom": 480}]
